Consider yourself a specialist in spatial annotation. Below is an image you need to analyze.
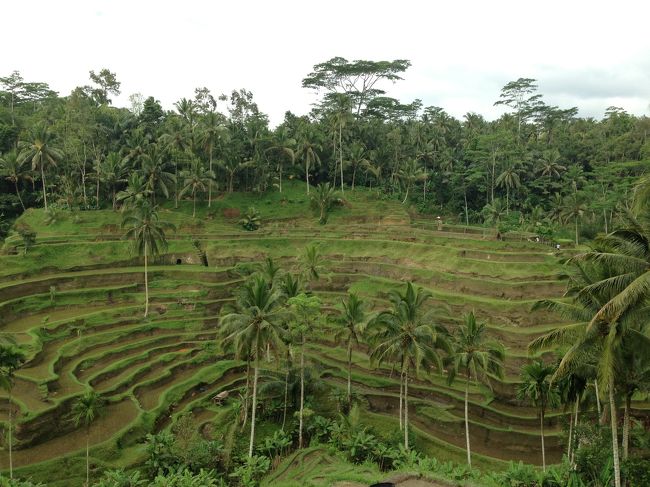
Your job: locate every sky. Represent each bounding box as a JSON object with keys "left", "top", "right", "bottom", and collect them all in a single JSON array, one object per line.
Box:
[{"left": 4, "top": 0, "right": 650, "bottom": 125}]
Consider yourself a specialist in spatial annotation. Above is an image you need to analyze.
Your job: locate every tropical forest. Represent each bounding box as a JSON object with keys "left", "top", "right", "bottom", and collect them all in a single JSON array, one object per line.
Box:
[{"left": 0, "top": 55, "right": 649, "bottom": 487}]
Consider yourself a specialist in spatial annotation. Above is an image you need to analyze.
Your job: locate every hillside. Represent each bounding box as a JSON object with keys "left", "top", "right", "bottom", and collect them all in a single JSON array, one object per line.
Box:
[{"left": 0, "top": 182, "right": 585, "bottom": 484}]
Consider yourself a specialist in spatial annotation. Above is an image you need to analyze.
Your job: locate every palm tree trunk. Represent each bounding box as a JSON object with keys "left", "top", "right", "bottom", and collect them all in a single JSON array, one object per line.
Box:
[
  {"left": 404, "top": 366, "right": 409, "bottom": 450},
  {"left": 610, "top": 386, "right": 622, "bottom": 487},
  {"left": 540, "top": 406, "right": 546, "bottom": 471},
  {"left": 465, "top": 374, "right": 472, "bottom": 467},
  {"left": 241, "top": 359, "right": 250, "bottom": 431},
  {"left": 229, "top": 172, "right": 234, "bottom": 193},
  {"left": 595, "top": 380, "right": 602, "bottom": 418},
  {"left": 402, "top": 184, "right": 409, "bottom": 204},
  {"left": 41, "top": 162, "right": 48, "bottom": 210},
  {"left": 506, "top": 186, "right": 510, "bottom": 214},
  {"left": 571, "top": 398, "right": 579, "bottom": 464},
  {"left": 299, "top": 333, "right": 305, "bottom": 448},
  {"left": 144, "top": 241, "right": 149, "bottom": 317},
  {"left": 8, "top": 389, "right": 13, "bottom": 479},
  {"left": 282, "top": 352, "right": 290, "bottom": 431},
  {"left": 14, "top": 181, "right": 25, "bottom": 211},
  {"left": 399, "top": 371, "right": 403, "bottom": 431},
  {"left": 279, "top": 163, "right": 283, "bottom": 193},
  {"left": 623, "top": 393, "right": 631, "bottom": 460},
  {"left": 249, "top": 345, "right": 260, "bottom": 458},
  {"left": 86, "top": 430, "right": 90, "bottom": 487},
  {"left": 339, "top": 123, "right": 344, "bottom": 194},
  {"left": 347, "top": 340, "right": 352, "bottom": 408},
  {"left": 568, "top": 408, "right": 574, "bottom": 461},
  {"left": 192, "top": 190, "right": 196, "bottom": 218},
  {"left": 575, "top": 216, "right": 579, "bottom": 246},
  {"left": 208, "top": 150, "right": 213, "bottom": 206}
]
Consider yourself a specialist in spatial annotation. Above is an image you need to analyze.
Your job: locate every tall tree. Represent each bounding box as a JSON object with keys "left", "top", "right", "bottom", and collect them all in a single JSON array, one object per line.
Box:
[
  {"left": 0, "top": 345, "right": 25, "bottom": 479},
  {"left": 0, "top": 151, "right": 32, "bottom": 210},
  {"left": 369, "top": 282, "right": 449, "bottom": 450},
  {"left": 334, "top": 293, "right": 368, "bottom": 408},
  {"left": 447, "top": 312, "right": 504, "bottom": 468},
  {"left": 179, "top": 159, "right": 215, "bottom": 218},
  {"left": 287, "top": 293, "right": 321, "bottom": 448},
  {"left": 17, "top": 125, "right": 63, "bottom": 210},
  {"left": 71, "top": 390, "right": 105, "bottom": 487},
  {"left": 517, "top": 360, "right": 558, "bottom": 471},
  {"left": 121, "top": 203, "right": 174, "bottom": 317},
  {"left": 220, "top": 277, "right": 285, "bottom": 457}
]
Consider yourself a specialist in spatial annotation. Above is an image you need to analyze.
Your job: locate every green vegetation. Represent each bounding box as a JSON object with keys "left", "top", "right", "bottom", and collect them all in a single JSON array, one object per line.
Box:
[{"left": 0, "top": 61, "right": 649, "bottom": 486}]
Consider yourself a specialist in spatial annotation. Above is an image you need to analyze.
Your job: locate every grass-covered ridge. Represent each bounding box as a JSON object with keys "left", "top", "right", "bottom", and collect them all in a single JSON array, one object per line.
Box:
[{"left": 0, "top": 182, "right": 586, "bottom": 484}]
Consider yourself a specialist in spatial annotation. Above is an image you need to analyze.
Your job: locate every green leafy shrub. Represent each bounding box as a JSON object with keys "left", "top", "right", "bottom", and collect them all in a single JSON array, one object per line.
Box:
[{"left": 239, "top": 207, "right": 261, "bottom": 231}]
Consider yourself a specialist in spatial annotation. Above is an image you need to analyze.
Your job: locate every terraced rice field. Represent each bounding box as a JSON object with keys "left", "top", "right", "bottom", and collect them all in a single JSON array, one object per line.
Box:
[{"left": 0, "top": 186, "right": 606, "bottom": 479}]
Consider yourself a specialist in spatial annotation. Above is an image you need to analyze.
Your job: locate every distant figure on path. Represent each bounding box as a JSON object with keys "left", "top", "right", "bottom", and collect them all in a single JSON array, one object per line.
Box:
[{"left": 436, "top": 216, "right": 442, "bottom": 231}]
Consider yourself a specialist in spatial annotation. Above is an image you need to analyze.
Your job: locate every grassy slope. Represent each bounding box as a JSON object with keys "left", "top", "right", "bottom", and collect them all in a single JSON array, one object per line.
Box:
[{"left": 0, "top": 181, "right": 577, "bottom": 483}]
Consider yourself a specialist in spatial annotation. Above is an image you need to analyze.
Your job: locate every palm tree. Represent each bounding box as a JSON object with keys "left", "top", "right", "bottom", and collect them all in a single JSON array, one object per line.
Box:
[
  {"left": 17, "top": 125, "right": 63, "bottom": 210},
  {"left": 266, "top": 127, "right": 296, "bottom": 193},
  {"left": 397, "top": 159, "right": 426, "bottom": 204},
  {"left": 199, "top": 113, "right": 228, "bottom": 205},
  {"left": 0, "top": 151, "right": 32, "bottom": 211},
  {"left": 179, "top": 159, "right": 215, "bottom": 218},
  {"left": 0, "top": 345, "right": 25, "bottom": 479},
  {"left": 159, "top": 119, "right": 191, "bottom": 208},
  {"left": 139, "top": 145, "right": 175, "bottom": 205},
  {"left": 561, "top": 193, "right": 587, "bottom": 245},
  {"left": 369, "top": 282, "right": 450, "bottom": 450},
  {"left": 218, "top": 149, "right": 248, "bottom": 193},
  {"left": 220, "top": 277, "right": 286, "bottom": 457},
  {"left": 121, "top": 203, "right": 174, "bottom": 317},
  {"left": 310, "top": 182, "right": 340, "bottom": 224},
  {"left": 334, "top": 293, "right": 368, "bottom": 409},
  {"left": 116, "top": 173, "right": 150, "bottom": 211},
  {"left": 278, "top": 273, "right": 303, "bottom": 430},
  {"left": 100, "top": 152, "right": 126, "bottom": 210},
  {"left": 538, "top": 149, "right": 566, "bottom": 179},
  {"left": 517, "top": 360, "right": 559, "bottom": 471},
  {"left": 496, "top": 162, "right": 522, "bottom": 213},
  {"left": 345, "top": 143, "right": 370, "bottom": 191},
  {"left": 296, "top": 137, "right": 321, "bottom": 194},
  {"left": 529, "top": 259, "right": 647, "bottom": 487},
  {"left": 71, "top": 390, "right": 105, "bottom": 487},
  {"left": 447, "top": 311, "right": 504, "bottom": 468},
  {"left": 286, "top": 293, "right": 321, "bottom": 448},
  {"left": 301, "top": 244, "right": 326, "bottom": 282}
]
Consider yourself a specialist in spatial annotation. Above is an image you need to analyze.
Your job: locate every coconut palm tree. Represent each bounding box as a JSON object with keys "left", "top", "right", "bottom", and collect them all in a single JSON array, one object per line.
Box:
[
  {"left": 17, "top": 125, "right": 63, "bottom": 210},
  {"left": 220, "top": 277, "right": 286, "bottom": 457},
  {"left": 296, "top": 136, "right": 321, "bottom": 194},
  {"left": 0, "top": 151, "right": 32, "bottom": 211},
  {"left": 517, "top": 360, "right": 559, "bottom": 471},
  {"left": 369, "top": 282, "right": 450, "bottom": 450},
  {"left": 397, "top": 159, "right": 426, "bottom": 204},
  {"left": 447, "top": 311, "right": 504, "bottom": 467},
  {"left": 198, "top": 112, "right": 229, "bottom": 206},
  {"left": 287, "top": 293, "right": 321, "bottom": 448},
  {"left": 121, "top": 202, "right": 174, "bottom": 317},
  {"left": 334, "top": 293, "right": 369, "bottom": 409},
  {"left": 0, "top": 345, "right": 25, "bottom": 479},
  {"left": 301, "top": 244, "right": 326, "bottom": 282},
  {"left": 179, "top": 159, "right": 215, "bottom": 218},
  {"left": 310, "top": 182, "right": 340, "bottom": 224},
  {"left": 344, "top": 142, "right": 370, "bottom": 191},
  {"left": 266, "top": 127, "right": 296, "bottom": 193},
  {"left": 116, "top": 173, "right": 150, "bottom": 211},
  {"left": 139, "top": 145, "right": 175, "bottom": 205},
  {"left": 100, "top": 152, "right": 126, "bottom": 210},
  {"left": 71, "top": 389, "right": 105, "bottom": 487},
  {"left": 529, "top": 259, "right": 648, "bottom": 487},
  {"left": 496, "top": 161, "right": 522, "bottom": 213},
  {"left": 561, "top": 193, "right": 587, "bottom": 245}
]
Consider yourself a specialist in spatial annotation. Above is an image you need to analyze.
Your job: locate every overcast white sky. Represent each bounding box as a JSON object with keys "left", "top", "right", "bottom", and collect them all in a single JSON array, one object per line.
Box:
[{"left": 5, "top": 0, "right": 650, "bottom": 125}]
